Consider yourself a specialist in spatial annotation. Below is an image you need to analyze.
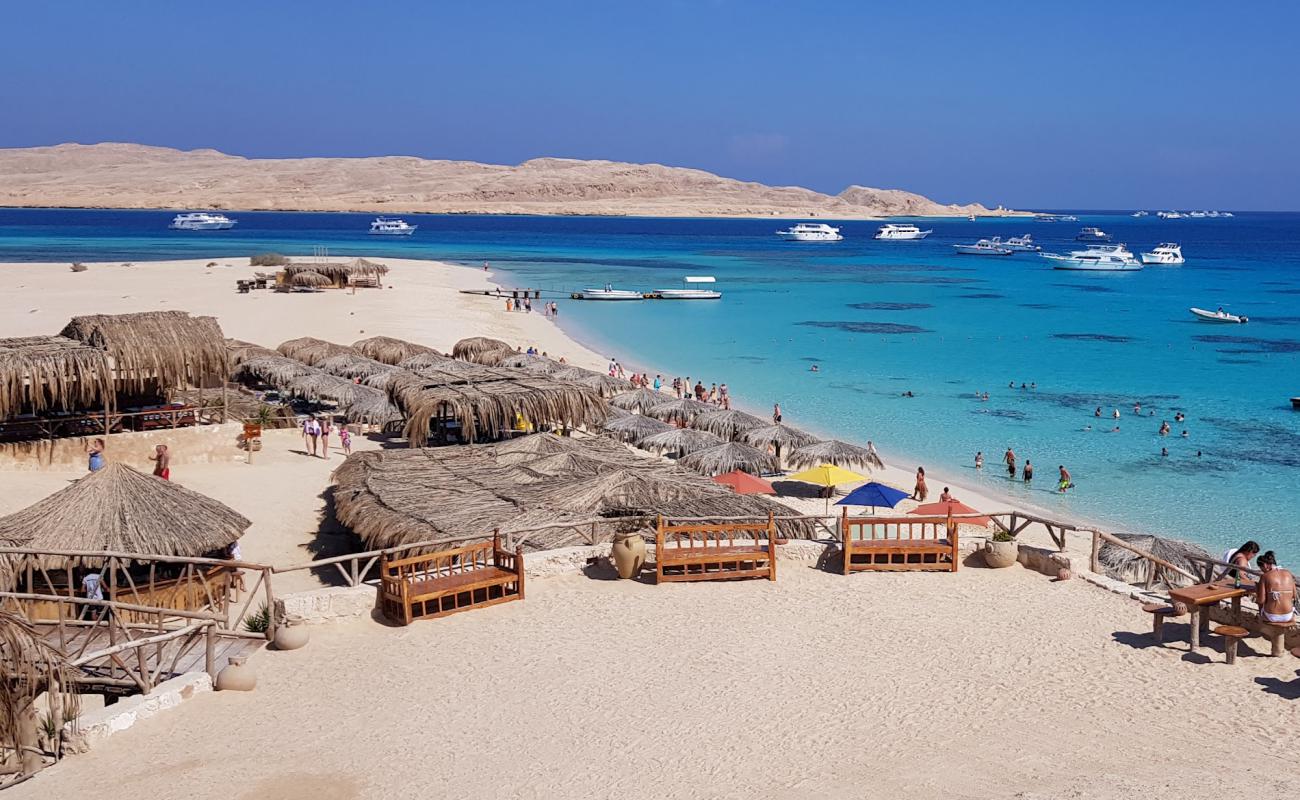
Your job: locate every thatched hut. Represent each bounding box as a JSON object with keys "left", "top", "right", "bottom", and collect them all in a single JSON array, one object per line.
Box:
[
  {"left": 678, "top": 442, "right": 777, "bottom": 476},
  {"left": 0, "top": 335, "right": 111, "bottom": 421},
  {"left": 603, "top": 413, "right": 672, "bottom": 443},
  {"left": 785, "top": 439, "right": 878, "bottom": 471},
  {"left": 691, "top": 408, "right": 766, "bottom": 440},
  {"left": 610, "top": 388, "right": 668, "bottom": 413},
  {"left": 276, "top": 337, "right": 358, "bottom": 367},
  {"left": 1098, "top": 533, "right": 1209, "bottom": 587},
  {"left": 352, "top": 336, "right": 438, "bottom": 365},
  {"left": 290, "top": 270, "right": 331, "bottom": 288},
  {"left": 638, "top": 427, "right": 725, "bottom": 456},
  {"left": 282, "top": 259, "right": 389, "bottom": 289},
  {"left": 60, "top": 311, "right": 227, "bottom": 398},
  {"left": 451, "top": 336, "right": 515, "bottom": 365},
  {"left": 646, "top": 397, "right": 712, "bottom": 423},
  {"left": 316, "top": 353, "right": 398, "bottom": 380}
]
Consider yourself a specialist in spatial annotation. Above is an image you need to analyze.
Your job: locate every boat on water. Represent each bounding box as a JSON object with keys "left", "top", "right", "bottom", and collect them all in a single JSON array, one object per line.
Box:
[
  {"left": 1190, "top": 307, "right": 1248, "bottom": 324},
  {"left": 1040, "top": 244, "right": 1142, "bottom": 271},
  {"left": 953, "top": 239, "right": 1013, "bottom": 256},
  {"left": 654, "top": 276, "right": 721, "bottom": 300},
  {"left": 169, "top": 212, "right": 236, "bottom": 230},
  {"left": 368, "top": 217, "right": 417, "bottom": 235},
  {"left": 776, "top": 223, "right": 843, "bottom": 242},
  {"left": 1189, "top": 211, "right": 1208, "bottom": 218},
  {"left": 874, "top": 223, "right": 931, "bottom": 240},
  {"left": 1157, "top": 211, "right": 1185, "bottom": 219},
  {"left": 1035, "top": 213, "right": 1079, "bottom": 222},
  {"left": 1075, "top": 227, "right": 1112, "bottom": 242},
  {"left": 573, "top": 284, "right": 644, "bottom": 301},
  {"left": 1140, "top": 243, "right": 1185, "bottom": 265},
  {"left": 1000, "top": 234, "right": 1041, "bottom": 253},
  {"left": 1132, "top": 211, "right": 1149, "bottom": 217}
]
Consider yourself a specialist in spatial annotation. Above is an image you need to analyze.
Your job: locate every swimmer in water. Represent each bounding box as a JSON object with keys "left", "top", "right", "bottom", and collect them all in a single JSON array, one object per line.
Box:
[
  {"left": 1095, "top": 406, "right": 1102, "bottom": 417},
  {"left": 1133, "top": 402, "right": 1142, "bottom": 415},
  {"left": 975, "top": 451, "right": 984, "bottom": 470},
  {"left": 1161, "top": 447, "right": 1169, "bottom": 457},
  {"left": 810, "top": 364, "right": 819, "bottom": 372},
  {"left": 1057, "top": 465, "right": 1072, "bottom": 493},
  {"left": 1113, "top": 408, "right": 1121, "bottom": 419},
  {"left": 1182, "top": 429, "right": 1189, "bottom": 437},
  {"left": 1023, "top": 461, "right": 1034, "bottom": 482}
]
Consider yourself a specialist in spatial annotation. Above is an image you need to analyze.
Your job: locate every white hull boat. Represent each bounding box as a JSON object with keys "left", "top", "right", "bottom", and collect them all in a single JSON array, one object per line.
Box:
[
  {"left": 1140, "top": 244, "right": 1184, "bottom": 265},
  {"left": 1190, "top": 307, "right": 1247, "bottom": 324},
  {"left": 369, "top": 217, "right": 417, "bottom": 235},
  {"left": 1041, "top": 244, "right": 1142, "bottom": 271},
  {"left": 953, "top": 240, "right": 1013, "bottom": 256},
  {"left": 776, "top": 223, "right": 842, "bottom": 242},
  {"left": 574, "top": 284, "right": 644, "bottom": 301},
  {"left": 170, "top": 212, "right": 236, "bottom": 230},
  {"left": 874, "top": 224, "right": 932, "bottom": 240},
  {"left": 654, "top": 275, "right": 721, "bottom": 299},
  {"left": 999, "top": 235, "right": 1041, "bottom": 252}
]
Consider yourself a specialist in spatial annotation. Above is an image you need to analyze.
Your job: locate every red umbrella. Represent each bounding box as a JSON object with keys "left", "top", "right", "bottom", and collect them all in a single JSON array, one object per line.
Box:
[
  {"left": 712, "top": 470, "right": 776, "bottom": 495},
  {"left": 909, "top": 500, "right": 990, "bottom": 526}
]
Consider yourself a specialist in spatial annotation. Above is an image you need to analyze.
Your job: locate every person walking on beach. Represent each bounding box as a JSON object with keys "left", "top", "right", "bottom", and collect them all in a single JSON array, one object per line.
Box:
[
  {"left": 505, "top": 298, "right": 513, "bottom": 312},
  {"left": 1004, "top": 447, "right": 1017, "bottom": 478},
  {"left": 149, "top": 444, "right": 171, "bottom": 480},
  {"left": 305, "top": 417, "right": 320, "bottom": 457},
  {"left": 1057, "top": 465, "right": 1071, "bottom": 493},
  {"left": 320, "top": 417, "right": 333, "bottom": 459},
  {"left": 773, "top": 403, "right": 782, "bottom": 424},
  {"left": 1023, "top": 460, "right": 1033, "bottom": 482},
  {"left": 339, "top": 426, "right": 352, "bottom": 456},
  {"left": 912, "top": 467, "right": 928, "bottom": 501},
  {"left": 88, "top": 438, "right": 107, "bottom": 472},
  {"left": 974, "top": 451, "right": 984, "bottom": 470}
]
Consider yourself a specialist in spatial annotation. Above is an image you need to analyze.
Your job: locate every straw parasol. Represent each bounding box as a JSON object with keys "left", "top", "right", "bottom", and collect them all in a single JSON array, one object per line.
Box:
[
  {"left": 690, "top": 408, "right": 766, "bottom": 439},
  {"left": 0, "top": 463, "right": 249, "bottom": 567},
  {"left": 290, "top": 270, "right": 332, "bottom": 288},
  {"left": 397, "top": 351, "right": 458, "bottom": 371},
  {"left": 1098, "top": 533, "right": 1209, "bottom": 586},
  {"left": 742, "top": 423, "right": 819, "bottom": 451},
  {"left": 277, "top": 337, "right": 357, "bottom": 366},
  {"left": 316, "top": 353, "right": 398, "bottom": 380},
  {"left": 555, "top": 368, "right": 631, "bottom": 398},
  {"left": 231, "top": 354, "right": 315, "bottom": 385},
  {"left": 352, "top": 336, "right": 437, "bottom": 365},
  {"left": 603, "top": 413, "right": 673, "bottom": 443},
  {"left": 225, "top": 338, "right": 278, "bottom": 367},
  {"left": 498, "top": 353, "right": 561, "bottom": 373},
  {"left": 646, "top": 397, "right": 712, "bottom": 423},
  {"left": 452, "top": 336, "right": 515, "bottom": 364},
  {"left": 785, "top": 439, "right": 878, "bottom": 471},
  {"left": 610, "top": 387, "right": 668, "bottom": 413},
  {"left": 638, "top": 427, "right": 724, "bottom": 456},
  {"left": 678, "top": 441, "right": 777, "bottom": 476}
]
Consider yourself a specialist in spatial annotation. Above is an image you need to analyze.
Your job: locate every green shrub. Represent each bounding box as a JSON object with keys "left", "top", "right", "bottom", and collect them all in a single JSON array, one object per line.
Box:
[
  {"left": 70, "top": 262, "right": 88, "bottom": 272},
  {"left": 244, "top": 601, "right": 271, "bottom": 633}
]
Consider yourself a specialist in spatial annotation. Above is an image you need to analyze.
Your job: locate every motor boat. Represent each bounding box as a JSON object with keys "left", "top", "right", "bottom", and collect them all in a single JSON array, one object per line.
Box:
[
  {"left": 1075, "top": 227, "right": 1112, "bottom": 242},
  {"left": 874, "top": 223, "right": 932, "bottom": 240},
  {"left": 1040, "top": 244, "right": 1142, "bottom": 271},
  {"left": 1190, "top": 307, "right": 1248, "bottom": 324},
  {"left": 369, "top": 217, "right": 417, "bottom": 235},
  {"left": 1140, "top": 243, "right": 1185, "bottom": 265},
  {"left": 1132, "top": 211, "right": 1149, "bottom": 217},
  {"left": 574, "top": 284, "right": 644, "bottom": 300},
  {"left": 169, "top": 212, "right": 236, "bottom": 230},
  {"left": 1189, "top": 211, "right": 1208, "bottom": 218},
  {"left": 654, "top": 276, "right": 721, "bottom": 299},
  {"left": 1001, "top": 234, "right": 1041, "bottom": 253},
  {"left": 776, "top": 223, "right": 843, "bottom": 242},
  {"left": 952, "top": 239, "right": 1013, "bottom": 256},
  {"left": 1157, "top": 211, "right": 1185, "bottom": 219}
]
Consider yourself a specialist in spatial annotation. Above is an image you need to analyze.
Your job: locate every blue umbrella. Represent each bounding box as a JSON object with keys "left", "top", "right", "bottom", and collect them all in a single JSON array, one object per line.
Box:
[{"left": 836, "top": 481, "right": 908, "bottom": 512}]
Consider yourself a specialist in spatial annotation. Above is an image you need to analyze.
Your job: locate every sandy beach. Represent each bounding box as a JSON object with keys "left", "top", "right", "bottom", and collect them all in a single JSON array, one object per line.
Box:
[{"left": 4, "top": 256, "right": 1300, "bottom": 798}]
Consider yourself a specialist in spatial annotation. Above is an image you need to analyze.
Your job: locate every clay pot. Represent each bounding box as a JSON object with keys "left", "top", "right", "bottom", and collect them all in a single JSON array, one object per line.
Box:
[
  {"left": 215, "top": 655, "right": 256, "bottom": 691},
  {"left": 611, "top": 532, "right": 646, "bottom": 579},
  {"left": 273, "top": 615, "right": 309, "bottom": 651},
  {"left": 1057, "top": 568, "right": 1072, "bottom": 581},
  {"left": 983, "top": 539, "right": 1019, "bottom": 569}
]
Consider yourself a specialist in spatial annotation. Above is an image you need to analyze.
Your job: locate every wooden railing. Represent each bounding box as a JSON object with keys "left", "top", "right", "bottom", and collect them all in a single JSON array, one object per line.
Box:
[{"left": 0, "top": 405, "right": 225, "bottom": 443}]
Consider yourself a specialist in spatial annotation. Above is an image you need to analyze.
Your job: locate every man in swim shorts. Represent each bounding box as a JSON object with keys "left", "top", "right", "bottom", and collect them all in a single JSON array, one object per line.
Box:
[{"left": 1256, "top": 551, "right": 1296, "bottom": 624}]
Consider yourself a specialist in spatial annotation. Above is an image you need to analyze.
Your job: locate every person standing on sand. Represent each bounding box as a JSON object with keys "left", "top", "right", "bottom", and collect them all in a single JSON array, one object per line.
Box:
[
  {"left": 305, "top": 417, "right": 320, "bottom": 457},
  {"left": 505, "top": 298, "right": 513, "bottom": 312},
  {"left": 88, "top": 438, "right": 107, "bottom": 472},
  {"left": 1057, "top": 465, "right": 1071, "bottom": 493},
  {"left": 339, "top": 426, "right": 352, "bottom": 456},
  {"left": 912, "top": 467, "right": 928, "bottom": 501},
  {"left": 1004, "top": 447, "right": 1017, "bottom": 478},
  {"left": 149, "top": 444, "right": 171, "bottom": 480},
  {"left": 320, "top": 417, "right": 333, "bottom": 459},
  {"left": 1256, "top": 552, "right": 1296, "bottom": 623},
  {"left": 773, "top": 403, "right": 782, "bottom": 423}
]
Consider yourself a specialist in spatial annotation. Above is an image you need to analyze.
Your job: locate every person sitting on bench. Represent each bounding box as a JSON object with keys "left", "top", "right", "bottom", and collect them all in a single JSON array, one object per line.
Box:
[
  {"left": 1218, "top": 540, "right": 1259, "bottom": 582},
  {"left": 1256, "top": 551, "right": 1296, "bottom": 624}
]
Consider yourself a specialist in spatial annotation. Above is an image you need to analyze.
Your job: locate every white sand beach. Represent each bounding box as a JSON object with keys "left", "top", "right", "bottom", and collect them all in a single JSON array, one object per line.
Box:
[{"left": 4, "top": 256, "right": 1300, "bottom": 798}]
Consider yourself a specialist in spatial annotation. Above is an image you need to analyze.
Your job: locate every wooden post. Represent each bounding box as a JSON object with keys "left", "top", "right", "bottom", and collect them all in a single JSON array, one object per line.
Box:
[
  {"left": 205, "top": 624, "right": 216, "bottom": 679},
  {"left": 1090, "top": 530, "right": 1101, "bottom": 574},
  {"left": 221, "top": 380, "right": 229, "bottom": 424},
  {"left": 262, "top": 567, "right": 276, "bottom": 642}
]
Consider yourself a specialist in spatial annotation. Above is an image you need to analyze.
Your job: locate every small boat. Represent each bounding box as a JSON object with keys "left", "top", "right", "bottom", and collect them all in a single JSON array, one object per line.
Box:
[
  {"left": 1140, "top": 243, "right": 1184, "bottom": 265},
  {"left": 368, "top": 217, "right": 417, "bottom": 235},
  {"left": 968, "top": 214, "right": 977, "bottom": 221},
  {"left": 1190, "top": 307, "right": 1248, "bottom": 324},
  {"left": 1001, "top": 234, "right": 1041, "bottom": 253},
  {"left": 1157, "top": 211, "right": 1185, "bottom": 219},
  {"left": 1075, "top": 227, "right": 1112, "bottom": 242},
  {"left": 1040, "top": 244, "right": 1142, "bottom": 271},
  {"left": 874, "top": 223, "right": 932, "bottom": 240},
  {"left": 1132, "top": 211, "right": 1149, "bottom": 217},
  {"left": 1291, "top": 397, "right": 1300, "bottom": 410},
  {"left": 1189, "top": 211, "right": 1208, "bottom": 218},
  {"left": 573, "top": 284, "right": 644, "bottom": 301},
  {"left": 169, "top": 212, "right": 236, "bottom": 230},
  {"left": 654, "top": 276, "right": 721, "bottom": 300},
  {"left": 952, "top": 239, "right": 1013, "bottom": 256},
  {"left": 776, "top": 223, "right": 843, "bottom": 242}
]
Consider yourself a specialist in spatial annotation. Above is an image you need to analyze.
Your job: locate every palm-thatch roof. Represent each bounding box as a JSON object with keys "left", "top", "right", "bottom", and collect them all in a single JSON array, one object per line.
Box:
[
  {"left": 677, "top": 441, "right": 777, "bottom": 476},
  {"left": 352, "top": 336, "right": 438, "bottom": 365},
  {"left": 646, "top": 397, "right": 712, "bottom": 423},
  {"left": 451, "top": 336, "right": 515, "bottom": 365},
  {"left": 283, "top": 259, "right": 389, "bottom": 281},
  {"left": 316, "top": 353, "right": 398, "bottom": 380},
  {"left": 1098, "top": 533, "right": 1210, "bottom": 587},
  {"left": 0, "top": 335, "right": 111, "bottom": 419},
  {"left": 498, "top": 353, "right": 563, "bottom": 374},
  {"left": 286, "top": 373, "right": 367, "bottom": 405},
  {"left": 225, "top": 338, "right": 278, "bottom": 367},
  {"left": 785, "top": 439, "right": 877, "bottom": 471},
  {"left": 742, "top": 423, "right": 819, "bottom": 450},
  {"left": 231, "top": 354, "right": 315, "bottom": 386},
  {"left": 553, "top": 367, "right": 631, "bottom": 398},
  {"left": 0, "top": 463, "right": 249, "bottom": 567},
  {"left": 290, "top": 270, "right": 332, "bottom": 288},
  {"left": 60, "top": 311, "right": 227, "bottom": 397},
  {"left": 691, "top": 408, "right": 766, "bottom": 439},
  {"left": 603, "top": 412, "right": 673, "bottom": 442},
  {"left": 331, "top": 433, "right": 814, "bottom": 551},
  {"left": 610, "top": 387, "right": 669, "bottom": 413},
  {"left": 276, "top": 337, "right": 358, "bottom": 366},
  {"left": 0, "top": 610, "right": 79, "bottom": 776},
  {"left": 638, "top": 427, "right": 725, "bottom": 456}
]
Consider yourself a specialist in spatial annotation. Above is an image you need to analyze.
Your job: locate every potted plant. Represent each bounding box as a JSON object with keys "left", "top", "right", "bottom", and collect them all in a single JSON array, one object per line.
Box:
[{"left": 983, "top": 530, "right": 1019, "bottom": 569}]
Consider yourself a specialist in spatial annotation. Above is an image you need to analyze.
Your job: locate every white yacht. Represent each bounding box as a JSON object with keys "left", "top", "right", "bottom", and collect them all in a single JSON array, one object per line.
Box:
[
  {"left": 1075, "top": 227, "right": 1113, "bottom": 242},
  {"left": 574, "top": 284, "right": 644, "bottom": 301},
  {"left": 874, "top": 223, "right": 932, "bottom": 240},
  {"left": 368, "top": 217, "right": 417, "bottom": 235},
  {"left": 1040, "top": 244, "right": 1143, "bottom": 271},
  {"left": 1132, "top": 211, "right": 1149, "bottom": 217},
  {"left": 1001, "top": 234, "right": 1041, "bottom": 252},
  {"left": 169, "top": 212, "right": 236, "bottom": 230},
  {"left": 952, "top": 239, "right": 1013, "bottom": 256},
  {"left": 654, "top": 276, "right": 721, "bottom": 300},
  {"left": 1157, "top": 211, "right": 1185, "bottom": 219},
  {"left": 1140, "top": 243, "right": 1185, "bottom": 265},
  {"left": 776, "top": 223, "right": 843, "bottom": 242}
]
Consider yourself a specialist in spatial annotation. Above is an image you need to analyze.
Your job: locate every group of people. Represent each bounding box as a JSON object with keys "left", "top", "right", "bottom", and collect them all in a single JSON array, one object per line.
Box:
[
  {"left": 1220, "top": 541, "right": 1296, "bottom": 624},
  {"left": 301, "top": 416, "right": 351, "bottom": 459},
  {"left": 87, "top": 438, "right": 171, "bottom": 480},
  {"left": 972, "top": 447, "right": 1072, "bottom": 492},
  {"left": 502, "top": 289, "right": 559, "bottom": 317}
]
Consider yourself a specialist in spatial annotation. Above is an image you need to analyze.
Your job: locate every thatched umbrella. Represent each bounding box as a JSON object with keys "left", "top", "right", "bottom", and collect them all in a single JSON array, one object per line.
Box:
[
  {"left": 225, "top": 338, "right": 278, "bottom": 367},
  {"left": 691, "top": 408, "right": 766, "bottom": 440},
  {"left": 286, "top": 373, "right": 363, "bottom": 404},
  {"left": 452, "top": 336, "right": 514, "bottom": 364},
  {"left": 290, "top": 270, "right": 332, "bottom": 288},
  {"left": 316, "top": 353, "right": 397, "bottom": 380},
  {"left": 638, "top": 427, "right": 724, "bottom": 457},
  {"left": 277, "top": 337, "right": 357, "bottom": 366},
  {"left": 0, "top": 611, "right": 79, "bottom": 778},
  {"left": 603, "top": 413, "right": 673, "bottom": 443},
  {"left": 0, "top": 463, "right": 249, "bottom": 567},
  {"left": 678, "top": 442, "right": 777, "bottom": 476},
  {"left": 232, "top": 354, "right": 315, "bottom": 386},
  {"left": 1098, "top": 533, "right": 1209, "bottom": 587},
  {"left": 646, "top": 397, "right": 712, "bottom": 423},
  {"left": 742, "top": 423, "right": 818, "bottom": 467},
  {"left": 352, "top": 336, "right": 437, "bottom": 365},
  {"left": 498, "top": 353, "right": 561, "bottom": 373},
  {"left": 610, "top": 388, "right": 668, "bottom": 413},
  {"left": 397, "top": 351, "right": 458, "bottom": 371},
  {"left": 556, "top": 368, "right": 631, "bottom": 399},
  {"left": 785, "top": 439, "right": 877, "bottom": 471},
  {"left": 606, "top": 405, "right": 631, "bottom": 419}
]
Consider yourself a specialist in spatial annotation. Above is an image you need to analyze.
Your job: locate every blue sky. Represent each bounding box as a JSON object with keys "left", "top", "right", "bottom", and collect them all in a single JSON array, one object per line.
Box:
[{"left": 3, "top": 1, "right": 1297, "bottom": 210}]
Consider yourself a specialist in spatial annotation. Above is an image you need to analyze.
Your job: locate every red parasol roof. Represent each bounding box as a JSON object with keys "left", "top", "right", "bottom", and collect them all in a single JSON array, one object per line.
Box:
[
  {"left": 711, "top": 470, "right": 776, "bottom": 495},
  {"left": 909, "top": 499, "right": 990, "bottom": 526}
]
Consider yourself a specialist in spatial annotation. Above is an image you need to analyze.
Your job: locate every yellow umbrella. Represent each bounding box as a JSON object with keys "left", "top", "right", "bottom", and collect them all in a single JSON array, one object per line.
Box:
[{"left": 786, "top": 463, "right": 867, "bottom": 512}]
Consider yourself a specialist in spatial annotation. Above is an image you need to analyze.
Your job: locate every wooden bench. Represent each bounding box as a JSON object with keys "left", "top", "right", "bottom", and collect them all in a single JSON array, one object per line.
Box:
[
  {"left": 378, "top": 533, "right": 524, "bottom": 625},
  {"left": 655, "top": 513, "right": 776, "bottom": 584},
  {"left": 1213, "top": 625, "right": 1250, "bottom": 664},
  {"left": 1142, "top": 602, "right": 1187, "bottom": 644},
  {"left": 1260, "top": 618, "right": 1296, "bottom": 657},
  {"left": 840, "top": 510, "right": 958, "bottom": 573}
]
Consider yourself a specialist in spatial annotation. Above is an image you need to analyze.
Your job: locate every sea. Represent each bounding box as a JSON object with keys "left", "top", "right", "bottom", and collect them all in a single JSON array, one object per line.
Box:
[{"left": 2, "top": 208, "right": 1298, "bottom": 561}]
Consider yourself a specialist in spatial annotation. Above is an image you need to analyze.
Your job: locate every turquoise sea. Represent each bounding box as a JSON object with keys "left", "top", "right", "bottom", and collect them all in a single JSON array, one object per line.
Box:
[{"left": 2, "top": 208, "right": 1298, "bottom": 560}]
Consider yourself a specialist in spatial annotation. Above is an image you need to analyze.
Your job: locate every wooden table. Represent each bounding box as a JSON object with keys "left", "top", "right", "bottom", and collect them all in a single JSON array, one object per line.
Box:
[{"left": 1168, "top": 581, "right": 1253, "bottom": 650}]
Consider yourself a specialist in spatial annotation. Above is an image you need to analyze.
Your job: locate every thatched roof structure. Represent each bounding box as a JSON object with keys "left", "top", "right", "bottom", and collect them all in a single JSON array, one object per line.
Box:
[
  {"left": 691, "top": 408, "right": 766, "bottom": 439},
  {"left": 610, "top": 387, "right": 669, "bottom": 413},
  {"left": 1098, "top": 533, "right": 1210, "bottom": 587},
  {"left": 785, "top": 439, "right": 877, "bottom": 471},
  {"left": 395, "top": 351, "right": 458, "bottom": 371},
  {"left": 638, "top": 427, "right": 725, "bottom": 456},
  {"left": 290, "top": 270, "right": 331, "bottom": 288},
  {"left": 0, "top": 335, "right": 111, "bottom": 419},
  {"left": 646, "top": 397, "right": 712, "bottom": 423},
  {"left": 331, "top": 433, "right": 813, "bottom": 551},
  {"left": 352, "top": 336, "right": 438, "bottom": 365},
  {"left": 60, "top": 311, "right": 227, "bottom": 396},
  {"left": 498, "top": 353, "right": 562, "bottom": 374},
  {"left": 742, "top": 423, "right": 819, "bottom": 450},
  {"left": 554, "top": 367, "right": 631, "bottom": 398},
  {"left": 232, "top": 354, "right": 314, "bottom": 386},
  {"left": 225, "top": 338, "right": 278, "bottom": 367},
  {"left": 0, "top": 463, "right": 248, "bottom": 567},
  {"left": 451, "top": 336, "right": 515, "bottom": 365},
  {"left": 678, "top": 442, "right": 777, "bottom": 476},
  {"left": 276, "top": 337, "right": 358, "bottom": 366},
  {"left": 316, "top": 353, "right": 398, "bottom": 380},
  {"left": 283, "top": 259, "right": 389, "bottom": 281},
  {"left": 603, "top": 412, "right": 672, "bottom": 443}
]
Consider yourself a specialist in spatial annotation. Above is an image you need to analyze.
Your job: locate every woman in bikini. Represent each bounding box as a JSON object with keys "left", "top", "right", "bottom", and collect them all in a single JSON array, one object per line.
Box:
[
  {"left": 912, "top": 467, "right": 928, "bottom": 501},
  {"left": 1256, "top": 551, "right": 1296, "bottom": 624}
]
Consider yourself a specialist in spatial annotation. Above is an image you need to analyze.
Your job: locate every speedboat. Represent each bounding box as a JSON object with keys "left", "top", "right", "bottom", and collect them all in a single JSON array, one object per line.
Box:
[
  {"left": 654, "top": 276, "right": 721, "bottom": 299},
  {"left": 1001, "top": 234, "right": 1041, "bottom": 252},
  {"left": 874, "top": 223, "right": 932, "bottom": 240},
  {"left": 776, "top": 223, "right": 843, "bottom": 242},
  {"left": 1140, "top": 243, "right": 1185, "bottom": 265},
  {"left": 1189, "top": 211, "right": 1208, "bottom": 218},
  {"left": 1190, "top": 307, "right": 1248, "bottom": 324},
  {"left": 574, "top": 284, "right": 644, "bottom": 301},
  {"left": 1132, "top": 211, "right": 1149, "bottom": 217},
  {"left": 169, "top": 212, "right": 236, "bottom": 230},
  {"left": 952, "top": 239, "right": 1013, "bottom": 256},
  {"left": 369, "top": 217, "right": 417, "bottom": 235},
  {"left": 1157, "top": 211, "right": 1185, "bottom": 219},
  {"left": 1075, "top": 227, "right": 1112, "bottom": 242},
  {"left": 1040, "top": 244, "right": 1142, "bottom": 271},
  {"left": 1034, "top": 213, "right": 1078, "bottom": 223}
]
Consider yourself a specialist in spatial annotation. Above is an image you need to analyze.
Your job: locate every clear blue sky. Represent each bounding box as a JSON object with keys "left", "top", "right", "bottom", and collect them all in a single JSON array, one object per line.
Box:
[{"left": 4, "top": 1, "right": 1297, "bottom": 210}]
